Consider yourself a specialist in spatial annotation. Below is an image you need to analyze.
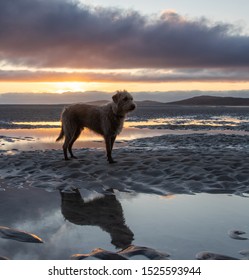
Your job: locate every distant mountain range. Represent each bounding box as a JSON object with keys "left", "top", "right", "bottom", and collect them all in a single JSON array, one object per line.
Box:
[
  {"left": 1, "top": 94, "right": 249, "bottom": 107},
  {"left": 2, "top": 90, "right": 249, "bottom": 105},
  {"left": 167, "top": 95, "right": 249, "bottom": 106},
  {"left": 87, "top": 96, "right": 249, "bottom": 107}
]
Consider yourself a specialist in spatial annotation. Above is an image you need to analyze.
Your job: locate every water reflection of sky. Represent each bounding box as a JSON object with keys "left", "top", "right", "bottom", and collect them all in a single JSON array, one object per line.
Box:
[
  {"left": 129, "top": 116, "right": 249, "bottom": 132},
  {"left": 129, "top": 117, "right": 242, "bottom": 127},
  {"left": 2, "top": 116, "right": 249, "bottom": 151},
  {"left": 0, "top": 124, "right": 170, "bottom": 151},
  {"left": 0, "top": 188, "right": 249, "bottom": 260},
  {"left": 11, "top": 115, "right": 249, "bottom": 128}
]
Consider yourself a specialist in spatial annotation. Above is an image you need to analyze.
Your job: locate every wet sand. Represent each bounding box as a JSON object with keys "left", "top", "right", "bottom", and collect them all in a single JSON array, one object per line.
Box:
[{"left": 1, "top": 134, "right": 249, "bottom": 196}]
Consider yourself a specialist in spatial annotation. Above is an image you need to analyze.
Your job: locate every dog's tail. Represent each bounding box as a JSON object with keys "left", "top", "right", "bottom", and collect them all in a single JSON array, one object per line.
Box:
[{"left": 56, "top": 126, "right": 64, "bottom": 142}]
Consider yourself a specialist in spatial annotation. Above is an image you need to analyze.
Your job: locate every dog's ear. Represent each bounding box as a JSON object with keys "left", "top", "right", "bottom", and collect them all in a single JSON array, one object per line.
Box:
[{"left": 112, "top": 92, "right": 120, "bottom": 104}]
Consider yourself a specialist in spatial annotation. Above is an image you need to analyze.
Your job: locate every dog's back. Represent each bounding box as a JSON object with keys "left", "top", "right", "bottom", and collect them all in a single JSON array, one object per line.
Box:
[{"left": 63, "top": 103, "right": 111, "bottom": 136}]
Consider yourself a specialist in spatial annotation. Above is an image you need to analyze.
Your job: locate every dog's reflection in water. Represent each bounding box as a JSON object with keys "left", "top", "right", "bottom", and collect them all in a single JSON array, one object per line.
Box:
[{"left": 60, "top": 189, "right": 134, "bottom": 249}]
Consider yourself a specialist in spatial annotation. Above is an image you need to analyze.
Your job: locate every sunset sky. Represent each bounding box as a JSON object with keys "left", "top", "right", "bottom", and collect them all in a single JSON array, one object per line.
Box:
[{"left": 1, "top": 0, "right": 249, "bottom": 103}]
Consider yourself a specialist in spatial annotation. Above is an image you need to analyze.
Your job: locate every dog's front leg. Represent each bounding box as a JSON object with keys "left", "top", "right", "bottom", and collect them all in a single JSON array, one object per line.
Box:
[
  {"left": 111, "top": 135, "right": 116, "bottom": 151},
  {"left": 105, "top": 136, "right": 116, "bottom": 164}
]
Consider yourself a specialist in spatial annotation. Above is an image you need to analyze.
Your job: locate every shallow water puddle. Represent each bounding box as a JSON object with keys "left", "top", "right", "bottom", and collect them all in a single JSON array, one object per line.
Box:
[
  {"left": 0, "top": 188, "right": 248, "bottom": 260},
  {"left": 0, "top": 125, "right": 170, "bottom": 152}
]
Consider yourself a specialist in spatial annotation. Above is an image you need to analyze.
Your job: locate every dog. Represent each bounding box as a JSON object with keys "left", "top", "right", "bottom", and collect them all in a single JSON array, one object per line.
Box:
[{"left": 56, "top": 90, "right": 136, "bottom": 163}]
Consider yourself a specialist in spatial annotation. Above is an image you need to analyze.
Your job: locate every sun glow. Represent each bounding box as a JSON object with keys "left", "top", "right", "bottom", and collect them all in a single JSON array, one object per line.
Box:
[
  {"left": 1, "top": 80, "right": 249, "bottom": 95},
  {"left": 54, "top": 82, "right": 86, "bottom": 93}
]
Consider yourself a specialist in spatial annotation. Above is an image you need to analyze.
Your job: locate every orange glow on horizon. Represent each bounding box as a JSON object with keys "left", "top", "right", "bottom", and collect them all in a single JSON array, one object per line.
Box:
[{"left": 1, "top": 81, "right": 249, "bottom": 94}]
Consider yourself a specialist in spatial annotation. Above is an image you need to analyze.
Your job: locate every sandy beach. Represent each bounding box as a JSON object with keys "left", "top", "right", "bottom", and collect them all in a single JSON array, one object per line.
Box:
[
  {"left": 1, "top": 133, "right": 249, "bottom": 196},
  {"left": 1, "top": 104, "right": 249, "bottom": 260}
]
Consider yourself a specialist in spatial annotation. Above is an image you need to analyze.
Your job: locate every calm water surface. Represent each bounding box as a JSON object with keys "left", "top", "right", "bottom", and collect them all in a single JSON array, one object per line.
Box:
[{"left": 0, "top": 188, "right": 248, "bottom": 260}]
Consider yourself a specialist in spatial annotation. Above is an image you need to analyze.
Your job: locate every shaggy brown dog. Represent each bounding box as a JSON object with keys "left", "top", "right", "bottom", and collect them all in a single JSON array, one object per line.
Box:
[{"left": 56, "top": 90, "right": 136, "bottom": 163}]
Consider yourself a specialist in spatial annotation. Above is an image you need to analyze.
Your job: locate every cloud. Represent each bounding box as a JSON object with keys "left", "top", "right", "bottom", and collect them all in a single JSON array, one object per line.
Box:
[
  {"left": 0, "top": 68, "right": 249, "bottom": 83},
  {"left": 0, "top": 91, "right": 112, "bottom": 104},
  {"left": 0, "top": 0, "right": 249, "bottom": 69}
]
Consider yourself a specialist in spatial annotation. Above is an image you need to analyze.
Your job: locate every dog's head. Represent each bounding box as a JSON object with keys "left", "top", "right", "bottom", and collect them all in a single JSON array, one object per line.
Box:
[{"left": 112, "top": 90, "right": 136, "bottom": 117}]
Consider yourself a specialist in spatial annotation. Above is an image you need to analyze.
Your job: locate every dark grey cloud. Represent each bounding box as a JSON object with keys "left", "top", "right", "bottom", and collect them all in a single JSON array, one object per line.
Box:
[{"left": 0, "top": 0, "right": 249, "bottom": 69}]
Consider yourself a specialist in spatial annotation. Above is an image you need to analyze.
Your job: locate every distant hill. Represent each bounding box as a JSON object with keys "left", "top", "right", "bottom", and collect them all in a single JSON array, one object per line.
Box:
[
  {"left": 135, "top": 100, "right": 166, "bottom": 106},
  {"left": 55, "top": 96, "right": 249, "bottom": 107},
  {"left": 167, "top": 95, "right": 249, "bottom": 106}
]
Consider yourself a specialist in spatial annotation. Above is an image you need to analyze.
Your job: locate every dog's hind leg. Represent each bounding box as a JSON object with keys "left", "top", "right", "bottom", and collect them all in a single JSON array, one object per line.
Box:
[
  {"left": 63, "top": 136, "right": 70, "bottom": 160},
  {"left": 68, "top": 127, "right": 82, "bottom": 159}
]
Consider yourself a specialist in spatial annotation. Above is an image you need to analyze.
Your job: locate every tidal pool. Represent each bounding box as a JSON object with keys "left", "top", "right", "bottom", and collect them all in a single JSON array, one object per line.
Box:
[{"left": 0, "top": 188, "right": 248, "bottom": 260}]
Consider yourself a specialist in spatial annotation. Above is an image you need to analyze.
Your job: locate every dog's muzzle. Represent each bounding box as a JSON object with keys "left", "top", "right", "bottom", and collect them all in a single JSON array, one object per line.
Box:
[{"left": 129, "top": 104, "right": 136, "bottom": 111}]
